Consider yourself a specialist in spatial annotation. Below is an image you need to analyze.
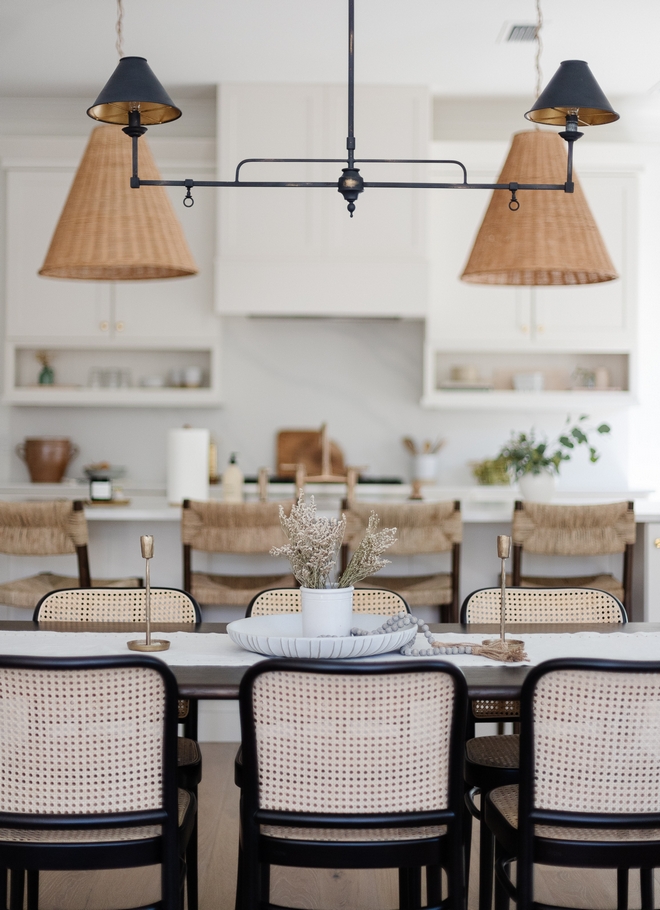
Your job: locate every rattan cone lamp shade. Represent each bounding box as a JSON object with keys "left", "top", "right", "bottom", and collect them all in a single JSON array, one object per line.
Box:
[
  {"left": 461, "top": 130, "right": 617, "bottom": 286},
  {"left": 39, "top": 125, "right": 197, "bottom": 280}
]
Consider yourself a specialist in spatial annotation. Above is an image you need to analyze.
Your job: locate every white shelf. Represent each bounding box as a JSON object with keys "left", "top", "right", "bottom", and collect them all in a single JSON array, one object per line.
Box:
[
  {"left": 2, "top": 387, "right": 222, "bottom": 407},
  {"left": 421, "top": 390, "right": 634, "bottom": 410}
]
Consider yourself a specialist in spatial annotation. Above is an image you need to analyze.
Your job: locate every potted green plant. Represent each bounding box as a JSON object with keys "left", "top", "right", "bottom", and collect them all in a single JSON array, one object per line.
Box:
[
  {"left": 271, "top": 493, "right": 397, "bottom": 636},
  {"left": 494, "top": 415, "right": 611, "bottom": 501}
]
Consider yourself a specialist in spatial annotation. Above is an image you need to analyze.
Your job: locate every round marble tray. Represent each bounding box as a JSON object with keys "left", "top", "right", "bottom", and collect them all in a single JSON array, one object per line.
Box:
[{"left": 227, "top": 612, "right": 417, "bottom": 659}]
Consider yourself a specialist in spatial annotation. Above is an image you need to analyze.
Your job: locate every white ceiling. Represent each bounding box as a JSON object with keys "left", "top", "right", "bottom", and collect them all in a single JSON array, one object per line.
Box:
[{"left": 2, "top": 0, "right": 660, "bottom": 104}]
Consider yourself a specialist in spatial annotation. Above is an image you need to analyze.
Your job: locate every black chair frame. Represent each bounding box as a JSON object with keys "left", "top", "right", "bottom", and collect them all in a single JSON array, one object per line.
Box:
[
  {"left": 485, "top": 658, "right": 660, "bottom": 910},
  {"left": 0, "top": 654, "right": 194, "bottom": 910},
  {"left": 237, "top": 658, "right": 468, "bottom": 910},
  {"left": 245, "top": 585, "right": 411, "bottom": 617}
]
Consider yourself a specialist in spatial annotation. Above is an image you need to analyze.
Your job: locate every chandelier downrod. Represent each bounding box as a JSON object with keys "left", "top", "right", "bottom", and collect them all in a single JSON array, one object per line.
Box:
[{"left": 92, "top": 0, "right": 617, "bottom": 216}]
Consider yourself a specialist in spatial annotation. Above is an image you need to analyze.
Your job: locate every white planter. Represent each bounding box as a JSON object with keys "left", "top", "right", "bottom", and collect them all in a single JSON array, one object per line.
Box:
[
  {"left": 413, "top": 454, "right": 438, "bottom": 481},
  {"left": 300, "top": 586, "right": 354, "bottom": 637},
  {"left": 518, "top": 471, "right": 556, "bottom": 503}
]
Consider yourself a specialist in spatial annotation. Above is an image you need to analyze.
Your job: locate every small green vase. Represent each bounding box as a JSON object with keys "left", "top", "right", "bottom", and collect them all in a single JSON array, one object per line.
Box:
[{"left": 38, "top": 365, "right": 55, "bottom": 385}]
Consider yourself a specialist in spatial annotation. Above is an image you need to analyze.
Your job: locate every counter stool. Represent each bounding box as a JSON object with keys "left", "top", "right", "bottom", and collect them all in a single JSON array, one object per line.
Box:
[{"left": 0, "top": 500, "right": 140, "bottom": 614}]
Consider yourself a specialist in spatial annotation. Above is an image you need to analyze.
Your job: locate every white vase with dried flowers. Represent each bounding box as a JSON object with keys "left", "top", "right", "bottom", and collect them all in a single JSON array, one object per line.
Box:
[{"left": 271, "top": 494, "right": 397, "bottom": 637}]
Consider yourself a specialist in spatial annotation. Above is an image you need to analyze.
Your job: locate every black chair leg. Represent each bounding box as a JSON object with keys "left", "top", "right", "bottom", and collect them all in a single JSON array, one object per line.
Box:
[
  {"left": 186, "top": 813, "right": 198, "bottom": 910},
  {"left": 26, "top": 871, "right": 38, "bottom": 910},
  {"left": 464, "top": 796, "right": 473, "bottom": 890},
  {"left": 478, "top": 806, "right": 494, "bottom": 910},
  {"left": 426, "top": 864, "right": 442, "bottom": 907},
  {"left": 641, "top": 869, "right": 654, "bottom": 910},
  {"left": 259, "top": 862, "right": 270, "bottom": 906},
  {"left": 398, "top": 867, "right": 422, "bottom": 910},
  {"left": 493, "top": 846, "right": 509, "bottom": 910},
  {"left": 617, "top": 868, "right": 629, "bottom": 910},
  {"left": 9, "top": 870, "right": 24, "bottom": 910}
]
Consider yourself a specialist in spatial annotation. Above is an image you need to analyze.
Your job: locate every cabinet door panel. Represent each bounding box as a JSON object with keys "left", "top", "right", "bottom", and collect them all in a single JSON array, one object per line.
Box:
[
  {"left": 6, "top": 170, "right": 110, "bottom": 338},
  {"left": 427, "top": 178, "right": 530, "bottom": 345},
  {"left": 534, "top": 174, "right": 635, "bottom": 344}
]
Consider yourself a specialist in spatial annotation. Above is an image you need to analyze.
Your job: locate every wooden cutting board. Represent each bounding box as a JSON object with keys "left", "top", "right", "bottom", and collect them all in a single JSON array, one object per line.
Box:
[{"left": 276, "top": 430, "right": 346, "bottom": 478}]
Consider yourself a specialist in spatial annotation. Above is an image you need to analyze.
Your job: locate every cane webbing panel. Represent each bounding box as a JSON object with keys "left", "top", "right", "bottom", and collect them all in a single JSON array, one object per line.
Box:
[
  {"left": 261, "top": 823, "right": 447, "bottom": 842},
  {"left": 358, "top": 574, "right": 452, "bottom": 607},
  {"left": 464, "top": 587, "right": 626, "bottom": 624},
  {"left": 512, "top": 501, "right": 635, "bottom": 556},
  {"left": 249, "top": 588, "right": 409, "bottom": 617},
  {"left": 181, "top": 501, "right": 293, "bottom": 553},
  {"left": 533, "top": 668, "right": 660, "bottom": 814},
  {"left": 253, "top": 669, "right": 456, "bottom": 814},
  {"left": 177, "top": 738, "right": 200, "bottom": 767},
  {"left": 0, "top": 790, "right": 190, "bottom": 843},
  {"left": 0, "top": 501, "right": 88, "bottom": 555},
  {"left": 0, "top": 665, "right": 165, "bottom": 815},
  {"left": 491, "top": 784, "right": 660, "bottom": 842},
  {"left": 36, "top": 587, "right": 197, "bottom": 623},
  {"left": 466, "top": 735, "right": 519, "bottom": 769},
  {"left": 191, "top": 572, "right": 296, "bottom": 607},
  {"left": 344, "top": 502, "right": 462, "bottom": 554}
]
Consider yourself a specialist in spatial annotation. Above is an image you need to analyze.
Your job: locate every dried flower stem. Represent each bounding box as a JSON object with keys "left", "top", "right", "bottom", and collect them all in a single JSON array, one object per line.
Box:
[{"left": 338, "top": 512, "right": 397, "bottom": 588}]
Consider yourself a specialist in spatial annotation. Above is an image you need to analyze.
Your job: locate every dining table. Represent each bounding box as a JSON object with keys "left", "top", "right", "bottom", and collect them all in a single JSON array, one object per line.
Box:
[{"left": 1, "top": 619, "right": 659, "bottom": 702}]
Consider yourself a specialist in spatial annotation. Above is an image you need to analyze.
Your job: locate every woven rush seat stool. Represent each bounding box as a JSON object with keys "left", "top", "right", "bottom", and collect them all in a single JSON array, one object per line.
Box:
[
  {"left": 182, "top": 499, "right": 296, "bottom": 609},
  {"left": 461, "top": 586, "right": 627, "bottom": 910},
  {"left": 511, "top": 499, "right": 636, "bottom": 616},
  {"left": 341, "top": 499, "right": 462, "bottom": 622},
  {"left": 34, "top": 586, "right": 203, "bottom": 910},
  {"left": 235, "top": 659, "right": 467, "bottom": 910},
  {"left": 484, "top": 658, "right": 660, "bottom": 910},
  {"left": 0, "top": 500, "right": 140, "bottom": 614}
]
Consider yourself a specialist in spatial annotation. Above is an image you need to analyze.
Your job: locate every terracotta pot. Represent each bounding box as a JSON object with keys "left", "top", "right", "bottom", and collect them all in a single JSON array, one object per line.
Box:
[{"left": 16, "top": 437, "right": 79, "bottom": 483}]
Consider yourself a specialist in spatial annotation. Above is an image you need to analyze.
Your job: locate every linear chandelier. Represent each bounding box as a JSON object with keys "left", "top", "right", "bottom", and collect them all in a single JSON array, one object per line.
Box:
[{"left": 87, "top": 0, "right": 619, "bottom": 217}]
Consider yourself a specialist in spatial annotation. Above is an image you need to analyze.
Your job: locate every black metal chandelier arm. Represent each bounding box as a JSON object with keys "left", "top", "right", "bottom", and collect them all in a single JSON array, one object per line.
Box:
[
  {"left": 234, "top": 158, "right": 348, "bottom": 181},
  {"left": 134, "top": 177, "right": 569, "bottom": 192}
]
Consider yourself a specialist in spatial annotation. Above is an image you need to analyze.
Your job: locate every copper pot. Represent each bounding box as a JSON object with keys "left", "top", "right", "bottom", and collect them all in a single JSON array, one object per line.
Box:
[{"left": 16, "top": 437, "right": 79, "bottom": 483}]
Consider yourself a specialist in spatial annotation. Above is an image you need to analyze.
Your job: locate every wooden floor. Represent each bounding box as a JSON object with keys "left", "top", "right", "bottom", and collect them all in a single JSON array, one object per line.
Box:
[{"left": 35, "top": 742, "right": 656, "bottom": 910}]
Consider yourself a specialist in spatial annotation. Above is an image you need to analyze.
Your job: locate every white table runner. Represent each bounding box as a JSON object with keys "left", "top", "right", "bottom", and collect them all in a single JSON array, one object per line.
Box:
[{"left": 0, "top": 630, "right": 659, "bottom": 668}]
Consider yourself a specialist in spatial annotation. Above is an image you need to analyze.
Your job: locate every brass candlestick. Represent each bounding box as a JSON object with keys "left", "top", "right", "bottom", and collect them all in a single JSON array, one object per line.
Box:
[
  {"left": 482, "top": 534, "right": 525, "bottom": 661},
  {"left": 127, "top": 535, "right": 170, "bottom": 652}
]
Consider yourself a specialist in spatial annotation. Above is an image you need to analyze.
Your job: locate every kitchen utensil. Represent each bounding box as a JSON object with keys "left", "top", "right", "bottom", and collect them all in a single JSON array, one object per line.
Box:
[
  {"left": 402, "top": 436, "right": 417, "bottom": 455},
  {"left": 16, "top": 437, "right": 79, "bottom": 483},
  {"left": 276, "top": 429, "right": 346, "bottom": 478}
]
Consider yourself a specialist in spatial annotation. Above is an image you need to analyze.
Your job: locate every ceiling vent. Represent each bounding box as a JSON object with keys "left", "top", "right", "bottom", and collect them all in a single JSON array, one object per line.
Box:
[{"left": 507, "top": 24, "right": 538, "bottom": 41}]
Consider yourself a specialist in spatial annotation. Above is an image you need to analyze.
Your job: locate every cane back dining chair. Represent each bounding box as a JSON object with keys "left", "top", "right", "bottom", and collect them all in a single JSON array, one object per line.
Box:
[
  {"left": 0, "top": 500, "right": 140, "bottom": 614},
  {"left": 511, "top": 500, "right": 636, "bottom": 617},
  {"left": 0, "top": 654, "right": 196, "bottom": 910},
  {"left": 461, "top": 586, "right": 627, "bottom": 910},
  {"left": 247, "top": 585, "right": 411, "bottom": 616},
  {"left": 341, "top": 500, "right": 462, "bottom": 622},
  {"left": 484, "top": 658, "right": 660, "bottom": 910},
  {"left": 236, "top": 659, "right": 467, "bottom": 910},
  {"left": 33, "top": 586, "right": 203, "bottom": 910},
  {"left": 181, "top": 499, "right": 295, "bottom": 609}
]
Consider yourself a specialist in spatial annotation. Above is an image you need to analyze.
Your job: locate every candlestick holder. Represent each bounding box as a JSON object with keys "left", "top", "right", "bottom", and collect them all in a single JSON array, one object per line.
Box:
[
  {"left": 127, "top": 535, "right": 170, "bottom": 652},
  {"left": 482, "top": 534, "right": 525, "bottom": 661}
]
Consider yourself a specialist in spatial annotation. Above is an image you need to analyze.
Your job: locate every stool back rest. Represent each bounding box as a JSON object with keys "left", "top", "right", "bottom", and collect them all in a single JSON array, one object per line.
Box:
[
  {"left": 181, "top": 500, "right": 293, "bottom": 554},
  {"left": 0, "top": 656, "right": 177, "bottom": 816},
  {"left": 521, "top": 660, "right": 660, "bottom": 816},
  {"left": 34, "top": 587, "right": 201, "bottom": 623},
  {"left": 0, "top": 500, "right": 88, "bottom": 555},
  {"left": 512, "top": 501, "right": 636, "bottom": 556},
  {"left": 247, "top": 587, "right": 410, "bottom": 617},
  {"left": 240, "top": 660, "right": 466, "bottom": 815},
  {"left": 461, "top": 587, "right": 626, "bottom": 624},
  {"left": 343, "top": 501, "right": 462, "bottom": 556}
]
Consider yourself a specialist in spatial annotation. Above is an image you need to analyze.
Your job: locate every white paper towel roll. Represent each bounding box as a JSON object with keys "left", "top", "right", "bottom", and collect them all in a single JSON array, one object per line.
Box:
[{"left": 167, "top": 427, "right": 210, "bottom": 504}]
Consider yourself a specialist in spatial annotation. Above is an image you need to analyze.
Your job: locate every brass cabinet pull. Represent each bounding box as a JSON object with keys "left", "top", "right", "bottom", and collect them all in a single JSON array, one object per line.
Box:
[
  {"left": 115, "top": 321, "right": 124, "bottom": 332},
  {"left": 654, "top": 539, "right": 660, "bottom": 549},
  {"left": 99, "top": 321, "right": 109, "bottom": 332}
]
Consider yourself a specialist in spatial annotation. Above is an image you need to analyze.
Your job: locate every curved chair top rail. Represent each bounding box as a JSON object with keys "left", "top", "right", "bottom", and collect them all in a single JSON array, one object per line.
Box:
[
  {"left": 34, "top": 586, "right": 201, "bottom": 623},
  {"left": 247, "top": 586, "right": 410, "bottom": 617},
  {"left": 461, "top": 586, "right": 627, "bottom": 625}
]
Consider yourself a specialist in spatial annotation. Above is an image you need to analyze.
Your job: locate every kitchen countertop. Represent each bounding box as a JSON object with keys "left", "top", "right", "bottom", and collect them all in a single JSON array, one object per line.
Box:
[{"left": 0, "top": 481, "right": 657, "bottom": 523}]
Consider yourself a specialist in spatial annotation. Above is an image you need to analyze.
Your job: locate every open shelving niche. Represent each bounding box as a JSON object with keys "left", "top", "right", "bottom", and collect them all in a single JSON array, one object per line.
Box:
[
  {"left": 3, "top": 340, "right": 222, "bottom": 407},
  {"left": 421, "top": 349, "right": 634, "bottom": 410}
]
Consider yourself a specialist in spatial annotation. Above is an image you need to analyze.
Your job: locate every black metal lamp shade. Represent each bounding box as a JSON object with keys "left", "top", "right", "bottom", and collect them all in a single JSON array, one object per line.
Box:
[
  {"left": 525, "top": 60, "right": 619, "bottom": 127},
  {"left": 87, "top": 56, "right": 181, "bottom": 126}
]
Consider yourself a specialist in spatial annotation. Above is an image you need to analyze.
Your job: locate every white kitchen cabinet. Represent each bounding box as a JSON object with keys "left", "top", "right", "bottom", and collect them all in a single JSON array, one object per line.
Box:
[
  {"left": 4, "top": 145, "right": 221, "bottom": 406},
  {"left": 215, "top": 83, "right": 429, "bottom": 317},
  {"left": 423, "top": 140, "right": 638, "bottom": 408}
]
